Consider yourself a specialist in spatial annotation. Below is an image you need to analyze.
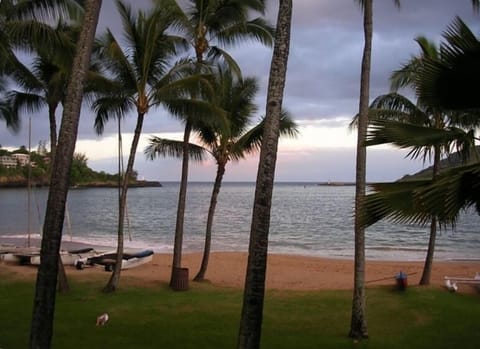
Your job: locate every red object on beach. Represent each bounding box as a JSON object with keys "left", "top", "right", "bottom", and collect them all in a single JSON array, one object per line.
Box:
[{"left": 395, "top": 271, "right": 408, "bottom": 290}]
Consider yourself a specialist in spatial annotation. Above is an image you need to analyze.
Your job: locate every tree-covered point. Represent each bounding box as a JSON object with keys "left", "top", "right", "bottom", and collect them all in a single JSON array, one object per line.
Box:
[{"left": 0, "top": 146, "right": 136, "bottom": 187}]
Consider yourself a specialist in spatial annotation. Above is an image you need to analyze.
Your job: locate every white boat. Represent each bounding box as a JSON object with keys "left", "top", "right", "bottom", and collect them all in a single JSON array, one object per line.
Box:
[
  {"left": 29, "top": 247, "right": 100, "bottom": 266},
  {"left": 74, "top": 248, "right": 154, "bottom": 271},
  {"left": 0, "top": 246, "right": 40, "bottom": 264}
]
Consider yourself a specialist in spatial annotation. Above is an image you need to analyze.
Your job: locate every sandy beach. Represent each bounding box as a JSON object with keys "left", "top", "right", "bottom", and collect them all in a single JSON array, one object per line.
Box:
[{"left": 2, "top": 245, "right": 479, "bottom": 293}]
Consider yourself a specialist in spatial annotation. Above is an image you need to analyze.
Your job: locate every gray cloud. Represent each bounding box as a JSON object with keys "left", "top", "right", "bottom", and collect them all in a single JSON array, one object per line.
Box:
[{"left": 1, "top": 0, "right": 478, "bottom": 181}]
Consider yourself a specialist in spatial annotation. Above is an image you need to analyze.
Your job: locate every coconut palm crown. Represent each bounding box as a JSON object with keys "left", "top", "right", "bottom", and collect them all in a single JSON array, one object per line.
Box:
[{"left": 156, "top": 0, "right": 274, "bottom": 69}]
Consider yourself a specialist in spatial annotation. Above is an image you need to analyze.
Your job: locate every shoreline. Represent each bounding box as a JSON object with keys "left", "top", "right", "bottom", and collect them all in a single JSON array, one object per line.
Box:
[
  {"left": 2, "top": 237, "right": 479, "bottom": 293},
  {"left": 1, "top": 236, "right": 479, "bottom": 263}
]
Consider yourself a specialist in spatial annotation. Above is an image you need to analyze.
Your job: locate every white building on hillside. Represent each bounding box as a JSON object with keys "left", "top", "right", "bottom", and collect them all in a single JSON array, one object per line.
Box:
[
  {"left": 0, "top": 156, "right": 17, "bottom": 168},
  {"left": 11, "top": 153, "right": 30, "bottom": 166}
]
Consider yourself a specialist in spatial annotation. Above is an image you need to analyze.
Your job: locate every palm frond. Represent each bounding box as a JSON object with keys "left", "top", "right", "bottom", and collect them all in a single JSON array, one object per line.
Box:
[
  {"left": 153, "top": 68, "right": 216, "bottom": 104},
  {"left": 145, "top": 136, "right": 208, "bottom": 161},
  {"left": 366, "top": 119, "right": 474, "bottom": 161},
  {"left": 7, "top": 0, "right": 83, "bottom": 22},
  {"left": 418, "top": 162, "right": 480, "bottom": 219},
  {"left": 215, "top": 17, "right": 274, "bottom": 48},
  {"left": 206, "top": 46, "right": 242, "bottom": 78},
  {"left": 364, "top": 162, "right": 480, "bottom": 228},
  {"left": 233, "top": 110, "right": 298, "bottom": 160},
  {"left": 95, "top": 29, "right": 138, "bottom": 91},
  {"left": 5, "top": 55, "right": 44, "bottom": 92},
  {"left": 416, "top": 16, "right": 480, "bottom": 110},
  {"left": 8, "top": 90, "right": 46, "bottom": 115},
  {"left": 350, "top": 92, "right": 428, "bottom": 129},
  {"left": 390, "top": 36, "right": 438, "bottom": 92},
  {"left": 164, "top": 98, "right": 228, "bottom": 130},
  {"left": 355, "top": 0, "right": 400, "bottom": 11},
  {"left": 92, "top": 96, "right": 135, "bottom": 135},
  {"left": 153, "top": 0, "right": 192, "bottom": 36},
  {"left": 362, "top": 180, "right": 432, "bottom": 227},
  {"left": 369, "top": 93, "right": 430, "bottom": 125},
  {"left": 0, "top": 98, "right": 20, "bottom": 132}
]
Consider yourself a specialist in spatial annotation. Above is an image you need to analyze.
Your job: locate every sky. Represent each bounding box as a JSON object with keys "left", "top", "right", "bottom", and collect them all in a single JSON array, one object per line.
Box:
[{"left": 1, "top": 0, "right": 479, "bottom": 182}]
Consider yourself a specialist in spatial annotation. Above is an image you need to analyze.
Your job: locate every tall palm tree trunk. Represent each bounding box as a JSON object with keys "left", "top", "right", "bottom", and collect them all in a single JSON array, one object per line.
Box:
[
  {"left": 104, "top": 113, "right": 145, "bottom": 293},
  {"left": 170, "top": 121, "right": 192, "bottom": 287},
  {"left": 30, "top": 1, "right": 101, "bottom": 347},
  {"left": 420, "top": 216, "right": 437, "bottom": 284},
  {"left": 419, "top": 143, "right": 441, "bottom": 285},
  {"left": 350, "top": 0, "right": 372, "bottom": 340},
  {"left": 194, "top": 161, "right": 226, "bottom": 281},
  {"left": 48, "top": 104, "right": 58, "bottom": 163},
  {"left": 48, "top": 103, "right": 70, "bottom": 293},
  {"left": 237, "top": 1, "right": 292, "bottom": 348}
]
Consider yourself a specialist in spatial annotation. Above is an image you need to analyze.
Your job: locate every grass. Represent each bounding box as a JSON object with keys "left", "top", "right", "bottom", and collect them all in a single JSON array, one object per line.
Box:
[{"left": 0, "top": 274, "right": 479, "bottom": 349}]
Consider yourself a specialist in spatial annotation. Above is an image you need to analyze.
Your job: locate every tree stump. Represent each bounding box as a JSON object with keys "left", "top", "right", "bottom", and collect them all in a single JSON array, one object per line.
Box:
[{"left": 171, "top": 267, "right": 189, "bottom": 291}]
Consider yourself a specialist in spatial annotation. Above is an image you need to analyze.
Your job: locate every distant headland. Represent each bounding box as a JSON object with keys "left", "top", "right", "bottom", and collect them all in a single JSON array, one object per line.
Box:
[
  {"left": 0, "top": 147, "right": 161, "bottom": 188},
  {"left": 0, "top": 176, "right": 162, "bottom": 189}
]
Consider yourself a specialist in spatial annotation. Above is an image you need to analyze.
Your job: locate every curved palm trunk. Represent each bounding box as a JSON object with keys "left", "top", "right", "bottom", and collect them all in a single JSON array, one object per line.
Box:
[
  {"left": 103, "top": 112, "right": 145, "bottom": 293},
  {"left": 170, "top": 121, "right": 192, "bottom": 287},
  {"left": 237, "top": 1, "right": 292, "bottom": 348},
  {"left": 420, "top": 216, "right": 437, "bottom": 284},
  {"left": 419, "top": 143, "right": 441, "bottom": 285},
  {"left": 349, "top": 0, "right": 372, "bottom": 340},
  {"left": 194, "top": 160, "right": 226, "bottom": 281},
  {"left": 29, "top": 1, "right": 101, "bottom": 347},
  {"left": 47, "top": 103, "right": 70, "bottom": 293}
]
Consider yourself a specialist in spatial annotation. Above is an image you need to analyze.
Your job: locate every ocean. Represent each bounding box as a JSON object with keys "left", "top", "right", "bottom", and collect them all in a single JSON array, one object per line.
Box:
[{"left": 0, "top": 182, "right": 479, "bottom": 261}]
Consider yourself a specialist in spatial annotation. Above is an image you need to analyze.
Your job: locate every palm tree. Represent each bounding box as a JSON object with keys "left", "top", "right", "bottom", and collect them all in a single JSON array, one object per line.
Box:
[
  {"left": 237, "top": 0, "right": 292, "bottom": 347},
  {"left": 0, "top": 0, "right": 83, "bottom": 131},
  {"left": 5, "top": 22, "right": 86, "bottom": 164},
  {"left": 92, "top": 0, "right": 214, "bottom": 292},
  {"left": 152, "top": 0, "right": 275, "bottom": 289},
  {"left": 4, "top": 16, "right": 110, "bottom": 294},
  {"left": 363, "top": 35, "right": 480, "bottom": 285},
  {"left": 349, "top": 0, "right": 400, "bottom": 340},
  {"left": 350, "top": 0, "right": 373, "bottom": 339},
  {"left": 362, "top": 17, "right": 480, "bottom": 240},
  {"left": 0, "top": 0, "right": 83, "bottom": 78},
  {"left": 146, "top": 67, "right": 298, "bottom": 282},
  {"left": 29, "top": 1, "right": 101, "bottom": 347}
]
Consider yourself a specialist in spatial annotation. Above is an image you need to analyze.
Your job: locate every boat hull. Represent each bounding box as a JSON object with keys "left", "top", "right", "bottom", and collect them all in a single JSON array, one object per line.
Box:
[
  {"left": 29, "top": 248, "right": 99, "bottom": 266},
  {"left": 75, "top": 249, "right": 154, "bottom": 271}
]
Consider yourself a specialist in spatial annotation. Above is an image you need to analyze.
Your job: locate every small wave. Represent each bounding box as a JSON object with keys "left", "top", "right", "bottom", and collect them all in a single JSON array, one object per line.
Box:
[
  {"left": 1, "top": 233, "right": 42, "bottom": 240},
  {"left": 367, "top": 246, "right": 427, "bottom": 253}
]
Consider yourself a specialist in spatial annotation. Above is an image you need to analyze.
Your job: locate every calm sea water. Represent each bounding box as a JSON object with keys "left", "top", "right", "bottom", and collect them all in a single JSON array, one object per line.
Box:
[{"left": 1, "top": 182, "right": 479, "bottom": 261}]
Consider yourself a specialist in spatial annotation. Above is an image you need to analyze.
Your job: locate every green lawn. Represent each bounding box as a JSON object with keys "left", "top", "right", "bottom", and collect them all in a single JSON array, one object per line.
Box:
[{"left": 0, "top": 275, "right": 479, "bottom": 348}]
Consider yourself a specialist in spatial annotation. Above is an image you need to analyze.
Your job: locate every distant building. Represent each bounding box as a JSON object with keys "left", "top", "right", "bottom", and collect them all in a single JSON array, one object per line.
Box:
[
  {"left": 0, "top": 155, "right": 17, "bottom": 168},
  {"left": 0, "top": 153, "right": 33, "bottom": 168},
  {"left": 11, "top": 153, "right": 30, "bottom": 166}
]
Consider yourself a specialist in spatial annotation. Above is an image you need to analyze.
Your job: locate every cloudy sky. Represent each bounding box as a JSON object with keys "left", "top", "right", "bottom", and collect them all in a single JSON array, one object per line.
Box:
[{"left": 1, "top": 0, "right": 479, "bottom": 182}]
